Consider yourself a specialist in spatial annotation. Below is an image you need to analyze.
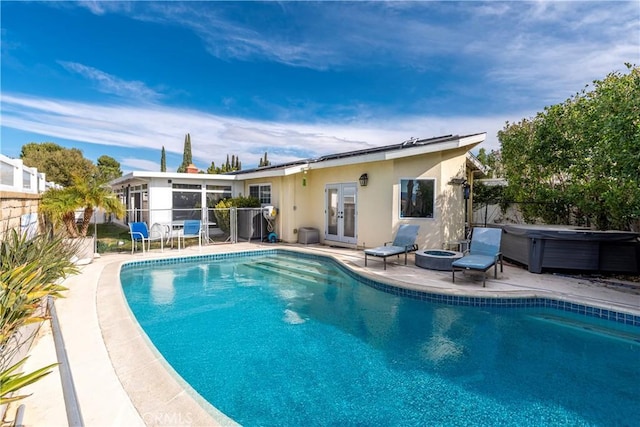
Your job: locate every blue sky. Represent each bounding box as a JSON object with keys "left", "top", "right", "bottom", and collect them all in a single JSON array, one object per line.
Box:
[{"left": 1, "top": 1, "right": 638, "bottom": 173}]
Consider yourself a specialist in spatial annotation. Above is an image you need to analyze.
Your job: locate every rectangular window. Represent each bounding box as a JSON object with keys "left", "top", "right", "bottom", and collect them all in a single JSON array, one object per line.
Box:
[
  {"left": 22, "top": 170, "right": 32, "bottom": 189},
  {"left": 0, "top": 161, "right": 13, "bottom": 186},
  {"left": 400, "top": 179, "right": 435, "bottom": 219},
  {"left": 249, "top": 184, "right": 271, "bottom": 205},
  {"left": 172, "top": 191, "right": 201, "bottom": 221},
  {"left": 172, "top": 183, "right": 201, "bottom": 190}
]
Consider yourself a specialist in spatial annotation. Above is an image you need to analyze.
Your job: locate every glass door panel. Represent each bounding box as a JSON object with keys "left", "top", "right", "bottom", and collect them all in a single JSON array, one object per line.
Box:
[
  {"left": 342, "top": 185, "right": 356, "bottom": 240},
  {"left": 325, "top": 183, "right": 357, "bottom": 244}
]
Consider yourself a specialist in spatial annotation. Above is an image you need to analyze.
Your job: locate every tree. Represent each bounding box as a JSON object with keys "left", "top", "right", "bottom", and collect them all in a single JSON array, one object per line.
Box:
[
  {"left": 177, "top": 133, "right": 193, "bottom": 173},
  {"left": 96, "top": 155, "right": 122, "bottom": 183},
  {"left": 499, "top": 64, "right": 640, "bottom": 230},
  {"left": 206, "top": 154, "right": 242, "bottom": 174},
  {"left": 476, "top": 148, "right": 503, "bottom": 178},
  {"left": 472, "top": 181, "right": 507, "bottom": 224},
  {"left": 41, "top": 175, "right": 125, "bottom": 237},
  {"left": 72, "top": 175, "right": 126, "bottom": 236},
  {"left": 160, "top": 146, "right": 167, "bottom": 172},
  {"left": 259, "top": 152, "right": 271, "bottom": 167},
  {"left": 207, "top": 161, "right": 217, "bottom": 174},
  {"left": 20, "top": 142, "right": 96, "bottom": 187},
  {"left": 40, "top": 187, "right": 81, "bottom": 237}
]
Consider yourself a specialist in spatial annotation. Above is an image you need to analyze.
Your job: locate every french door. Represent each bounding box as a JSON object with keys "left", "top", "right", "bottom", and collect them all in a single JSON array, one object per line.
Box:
[{"left": 325, "top": 183, "right": 357, "bottom": 245}]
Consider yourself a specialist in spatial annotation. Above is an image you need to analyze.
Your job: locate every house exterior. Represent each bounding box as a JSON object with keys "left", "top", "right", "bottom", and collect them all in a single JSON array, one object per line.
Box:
[
  {"left": 110, "top": 132, "right": 486, "bottom": 250},
  {"left": 0, "top": 153, "right": 59, "bottom": 240}
]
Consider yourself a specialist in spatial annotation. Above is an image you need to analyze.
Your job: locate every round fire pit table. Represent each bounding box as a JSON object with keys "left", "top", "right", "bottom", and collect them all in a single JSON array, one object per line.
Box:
[{"left": 415, "top": 249, "right": 464, "bottom": 271}]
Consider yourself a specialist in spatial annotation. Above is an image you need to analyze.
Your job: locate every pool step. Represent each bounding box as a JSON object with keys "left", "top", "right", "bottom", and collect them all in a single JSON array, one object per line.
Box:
[
  {"left": 244, "top": 257, "right": 339, "bottom": 286},
  {"left": 527, "top": 313, "right": 640, "bottom": 345},
  {"left": 259, "top": 256, "right": 335, "bottom": 275}
]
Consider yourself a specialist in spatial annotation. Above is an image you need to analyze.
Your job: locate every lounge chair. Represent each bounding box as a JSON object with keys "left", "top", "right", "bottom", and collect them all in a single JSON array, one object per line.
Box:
[
  {"left": 177, "top": 220, "right": 202, "bottom": 251},
  {"left": 129, "top": 222, "right": 166, "bottom": 254},
  {"left": 452, "top": 227, "right": 503, "bottom": 287},
  {"left": 364, "top": 224, "right": 420, "bottom": 270}
]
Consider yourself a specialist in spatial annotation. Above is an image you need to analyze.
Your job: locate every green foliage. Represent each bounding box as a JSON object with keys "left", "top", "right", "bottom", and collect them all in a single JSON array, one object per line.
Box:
[
  {"left": 213, "top": 196, "right": 260, "bottom": 233},
  {"left": 1, "top": 357, "right": 57, "bottom": 404},
  {"left": 476, "top": 148, "right": 503, "bottom": 178},
  {"left": 207, "top": 161, "right": 217, "bottom": 174},
  {"left": 41, "top": 187, "right": 81, "bottom": 237},
  {"left": 20, "top": 142, "right": 97, "bottom": 187},
  {"left": 499, "top": 64, "right": 640, "bottom": 230},
  {"left": 96, "top": 155, "right": 122, "bottom": 183},
  {"left": 0, "top": 229, "right": 77, "bottom": 403},
  {"left": 473, "top": 182, "right": 505, "bottom": 207},
  {"left": 207, "top": 154, "right": 242, "bottom": 173},
  {"left": 258, "top": 152, "right": 271, "bottom": 167},
  {"left": 0, "top": 262, "right": 68, "bottom": 347},
  {"left": 161, "top": 146, "right": 167, "bottom": 172},
  {"left": 41, "top": 175, "right": 125, "bottom": 237},
  {"left": 177, "top": 133, "right": 193, "bottom": 173},
  {"left": 0, "top": 229, "right": 78, "bottom": 287}
]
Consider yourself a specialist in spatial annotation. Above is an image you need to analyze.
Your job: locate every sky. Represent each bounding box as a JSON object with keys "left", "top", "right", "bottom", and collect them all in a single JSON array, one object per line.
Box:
[{"left": 1, "top": 1, "right": 638, "bottom": 173}]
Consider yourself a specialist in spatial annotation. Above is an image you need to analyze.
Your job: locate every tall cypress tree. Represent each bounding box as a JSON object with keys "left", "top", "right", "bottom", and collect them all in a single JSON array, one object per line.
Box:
[
  {"left": 177, "top": 133, "right": 193, "bottom": 173},
  {"left": 160, "top": 146, "right": 166, "bottom": 172},
  {"left": 259, "top": 152, "right": 270, "bottom": 167}
]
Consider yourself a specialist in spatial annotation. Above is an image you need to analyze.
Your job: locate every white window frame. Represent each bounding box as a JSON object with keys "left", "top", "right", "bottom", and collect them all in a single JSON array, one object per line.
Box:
[{"left": 249, "top": 183, "right": 272, "bottom": 205}]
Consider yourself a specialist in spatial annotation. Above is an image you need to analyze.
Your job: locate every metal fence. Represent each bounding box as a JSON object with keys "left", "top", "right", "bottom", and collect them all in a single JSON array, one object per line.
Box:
[{"left": 114, "top": 207, "right": 278, "bottom": 245}]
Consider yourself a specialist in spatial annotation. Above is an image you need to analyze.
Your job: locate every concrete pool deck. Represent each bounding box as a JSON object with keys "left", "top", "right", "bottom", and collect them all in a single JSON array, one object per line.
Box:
[{"left": 13, "top": 242, "right": 640, "bottom": 426}]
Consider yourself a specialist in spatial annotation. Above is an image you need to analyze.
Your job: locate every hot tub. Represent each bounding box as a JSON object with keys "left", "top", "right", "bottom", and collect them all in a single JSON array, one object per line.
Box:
[{"left": 500, "top": 224, "right": 640, "bottom": 274}]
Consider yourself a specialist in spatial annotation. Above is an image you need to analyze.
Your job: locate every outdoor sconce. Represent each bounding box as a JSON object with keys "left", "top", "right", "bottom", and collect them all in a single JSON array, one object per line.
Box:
[{"left": 359, "top": 173, "right": 369, "bottom": 187}]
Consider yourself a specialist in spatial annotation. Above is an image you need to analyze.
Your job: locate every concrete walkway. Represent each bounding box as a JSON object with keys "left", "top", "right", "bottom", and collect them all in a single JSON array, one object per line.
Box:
[{"left": 10, "top": 243, "right": 640, "bottom": 426}]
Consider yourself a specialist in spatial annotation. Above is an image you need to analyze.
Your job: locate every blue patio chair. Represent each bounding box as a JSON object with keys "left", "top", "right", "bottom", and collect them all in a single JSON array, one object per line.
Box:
[
  {"left": 452, "top": 227, "right": 503, "bottom": 287},
  {"left": 129, "top": 222, "right": 166, "bottom": 254},
  {"left": 178, "top": 220, "right": 202, "bottom": 251},
  {"left": 364, "top": 224, "right": 420, "bottom": 270}
]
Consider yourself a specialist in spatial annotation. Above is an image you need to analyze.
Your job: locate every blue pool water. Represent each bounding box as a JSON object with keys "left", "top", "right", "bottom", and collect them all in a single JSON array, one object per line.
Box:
[{"left": 121, "top": 251, "right": 640, "bottom": 426}]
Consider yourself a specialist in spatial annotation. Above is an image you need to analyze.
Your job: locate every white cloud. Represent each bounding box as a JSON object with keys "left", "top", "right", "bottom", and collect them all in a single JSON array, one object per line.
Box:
[
  {"left": 58, "top": 61, "right": 163, "bottom": 101},
  {"left": 76, "top": 1, "right": 132, "bottom": 16},
  {"left": 120, "top": 157, "right": 161, "bottom": 172},
  {"left": 1, "top": 93, "right": 511, "bottom": 171}
]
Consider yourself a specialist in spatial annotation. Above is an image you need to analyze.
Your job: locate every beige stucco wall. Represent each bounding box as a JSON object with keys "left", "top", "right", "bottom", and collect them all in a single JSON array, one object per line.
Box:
[
  {"left": 438, "top": 150, "right": 469, "bottom": 246},
  {"left": 0, "top": 191, "right": 42, "bottom": 240},
  {"left": 241, "top": 146, "right": 473, "bottom": 249}
]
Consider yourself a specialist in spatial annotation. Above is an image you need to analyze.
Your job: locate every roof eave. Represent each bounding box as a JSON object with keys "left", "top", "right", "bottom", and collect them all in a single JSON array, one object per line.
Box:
[{"left": 109, "top": 171, "right": 238, "bottom": 186}]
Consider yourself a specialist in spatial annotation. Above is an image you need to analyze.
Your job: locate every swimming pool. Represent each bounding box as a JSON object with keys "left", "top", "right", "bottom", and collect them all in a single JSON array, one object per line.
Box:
[{"left": 120, "top": 250, "right": 640, "bottom": 426}]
